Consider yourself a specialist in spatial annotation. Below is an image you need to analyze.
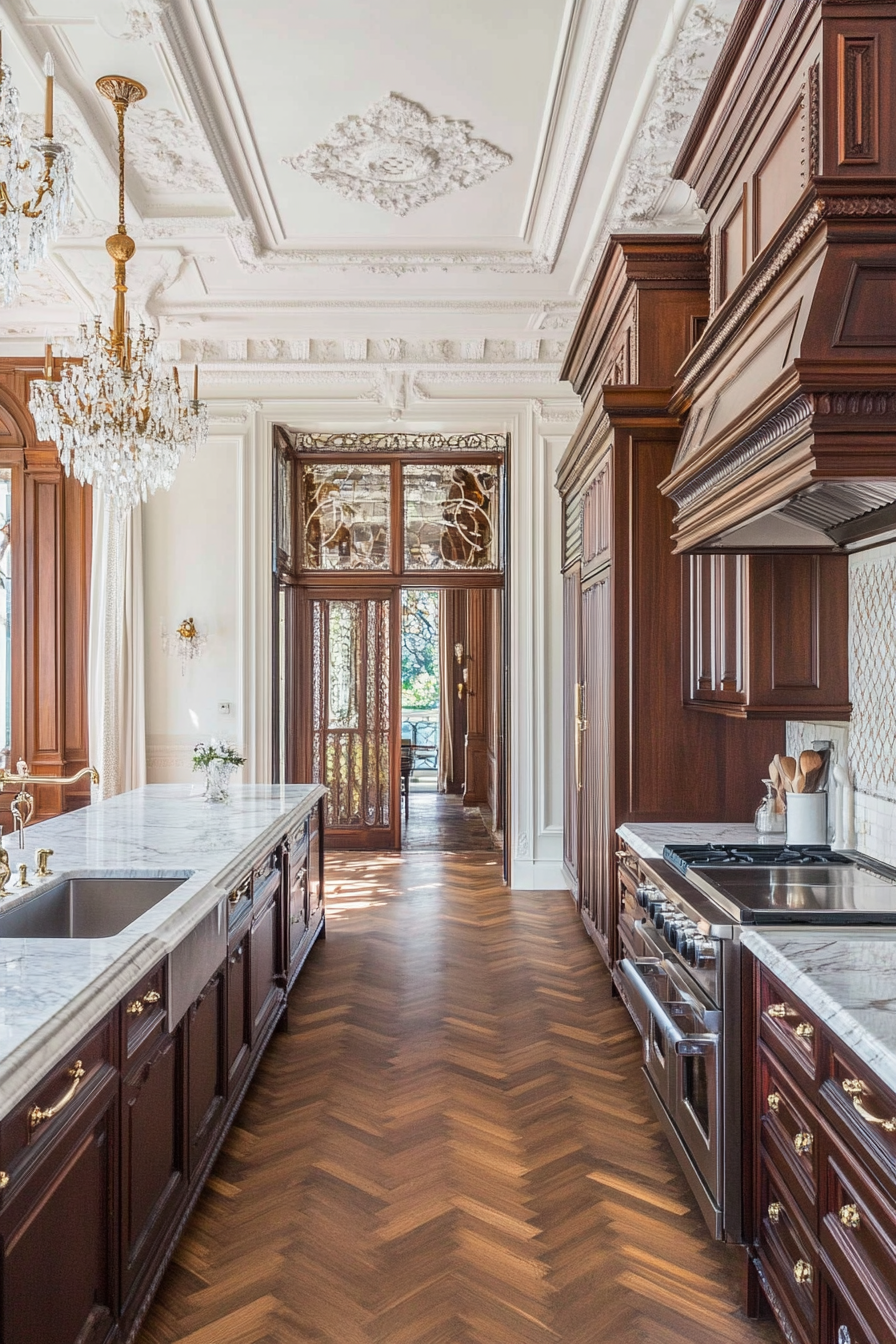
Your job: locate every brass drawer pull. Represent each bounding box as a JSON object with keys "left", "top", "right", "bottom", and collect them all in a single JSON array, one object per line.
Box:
[
  {"left": 0, "top": 1171, "right": 8, "bottom": 1190},
  {"left": 768, "top": 1201, "right": 782, "bottom": 1224},
  {"left": 126, "top": 999, "right": 144, "bottom": 1016},
  {"left": 228, "top": 889, "right": 244, "bottom": 905},
  {"left": 767, "top": 1003, "right": 793, "bottom": 1020},
  {"left": 143, "top": 989, "right": 161, "bottom": 1006},
  {"left": 838, "top": 1203, "right": 860, "bottom": 1230},
  {"left": 793, "top": 1259, "right": 812, "bottom": 1286},
  {"left": 28, "top": 1060, "right": 85, "bottom": 1131},
  {"left": 767, "top": 1092, "right": 781, "bottom": 1113},
  {"left": 842, "top": 1079, "right": 896, "bottom": 1132},
  {"left": 795, "top": 1022, "right": 814, "bottom": 1039},
  {"left": 794, "top": 1130, "right": 813, "bottom": 1156}
]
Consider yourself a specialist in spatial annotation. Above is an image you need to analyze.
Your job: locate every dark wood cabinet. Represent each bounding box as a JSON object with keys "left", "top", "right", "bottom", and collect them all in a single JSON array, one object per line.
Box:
[
  {"left": 0, "top": 804, "right": 325, "bottom": 1343},
  {"left": 226, "top": 930, "right": 251, "bottom": 1097},
  {"left": 0, "top": 1066, "right": 117, "bottom": 1344},
  {"left": 250, "top": 873, "right": 283, "bottom": 1044},
  {"left": 558, "top": 237, "right": 783, "bottom": 966},
  {"left": 685, "top": 552, "right": 851, "bottom": 719},
  {"left": 746, "top": 955, "right": 896, "bottom": 1344},
  {"left": 119, "top": 1028, "right": 183, "bottom": 1307},
  {"left": 186, "top": 968, "right": 226, "bottom": 1178}
]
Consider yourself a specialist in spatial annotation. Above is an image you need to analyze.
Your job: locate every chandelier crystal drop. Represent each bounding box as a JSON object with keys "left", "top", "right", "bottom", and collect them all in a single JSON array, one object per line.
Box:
[
  {"left": 0, "top": 39, "right": 74, "bottom": 304},
  {"left": 29, "top": 74, "right": 207, "bottom": 513}
]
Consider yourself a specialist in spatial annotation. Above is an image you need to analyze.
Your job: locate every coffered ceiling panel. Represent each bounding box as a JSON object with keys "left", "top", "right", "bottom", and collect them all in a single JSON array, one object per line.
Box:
[{"left": 0, "top": 0, "right": 739, "bottom": 393}]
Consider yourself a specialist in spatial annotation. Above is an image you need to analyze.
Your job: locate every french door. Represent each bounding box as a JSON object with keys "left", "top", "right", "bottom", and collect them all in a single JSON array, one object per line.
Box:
[{"left": 299, "top": 590, "right": 400, "bottom": 849}]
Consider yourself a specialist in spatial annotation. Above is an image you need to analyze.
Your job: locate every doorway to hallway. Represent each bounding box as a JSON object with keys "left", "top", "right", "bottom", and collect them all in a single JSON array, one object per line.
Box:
[{"left": 272, "top": 429, "right": 507, "bottom": 860}]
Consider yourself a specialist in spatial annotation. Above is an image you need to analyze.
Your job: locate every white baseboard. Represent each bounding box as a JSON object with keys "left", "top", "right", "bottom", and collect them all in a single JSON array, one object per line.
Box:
[{"left": 509, "top": 858, "right": 567, "bottom": 891}]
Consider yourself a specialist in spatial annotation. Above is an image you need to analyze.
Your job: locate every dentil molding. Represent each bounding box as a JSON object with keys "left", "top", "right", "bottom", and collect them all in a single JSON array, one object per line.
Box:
[{"left": 283, "top": 93, "right": 511, "bottom": 216}]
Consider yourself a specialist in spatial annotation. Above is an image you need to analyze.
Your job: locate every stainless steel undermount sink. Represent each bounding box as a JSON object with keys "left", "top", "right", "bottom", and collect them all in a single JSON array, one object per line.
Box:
[{"left": 0, "top": 877, "right": 186, "bottom": 939}]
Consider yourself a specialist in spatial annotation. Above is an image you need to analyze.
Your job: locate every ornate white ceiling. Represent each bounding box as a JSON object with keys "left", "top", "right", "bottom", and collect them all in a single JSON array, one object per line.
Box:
[{"left": 0, "top": 0, "right": 739, "bottom": 393}]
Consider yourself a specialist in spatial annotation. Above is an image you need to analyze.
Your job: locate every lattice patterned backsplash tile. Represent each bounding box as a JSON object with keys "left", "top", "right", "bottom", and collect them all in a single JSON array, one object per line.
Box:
[{"left": 849, "top": 552, "right": 896, "bottom": 800}]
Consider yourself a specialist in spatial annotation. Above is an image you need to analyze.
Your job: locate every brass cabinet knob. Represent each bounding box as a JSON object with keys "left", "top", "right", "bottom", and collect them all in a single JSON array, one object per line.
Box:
[
  {"left": 767, "top": 1092, "right": 781, "bottom": 1113},
  {"left": 838, "top": 1203, "right": 860, "bottom": 1230},
  {"left": 793, "top": 1259, "right": 813, "bottom": 1286},
  {"left": 795, "top": 1021, "right": 815, "bottom": 1039},
  {"left": 143, "top": 989, "right": 161, "bottom": 1006},
  {"left": 768, "top": 1201, "right": 782, "bottom": 1224},
  {"left": 767, "top": 1003, "right": 792, "bottom": 1019},
  {"left": 794, "top": 1130, "right": 814, "bottom": 1156},
  {"left": 126, "top": 999, "right": 144, "bottom": 1016}
]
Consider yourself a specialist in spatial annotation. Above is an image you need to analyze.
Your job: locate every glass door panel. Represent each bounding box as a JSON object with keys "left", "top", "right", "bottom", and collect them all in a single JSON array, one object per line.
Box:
[{"left": 310, "top": 595, "right": 396, "bottom": 847}]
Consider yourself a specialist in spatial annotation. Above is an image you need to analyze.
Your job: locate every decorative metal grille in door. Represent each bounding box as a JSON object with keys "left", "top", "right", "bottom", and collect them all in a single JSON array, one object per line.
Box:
[{"left": 310, "top": 595, "right": 394, "bottom": 843}]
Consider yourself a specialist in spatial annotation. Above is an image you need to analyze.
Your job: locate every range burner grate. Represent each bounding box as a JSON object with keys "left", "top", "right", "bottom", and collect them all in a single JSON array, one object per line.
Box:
[{"left": 663, "top": 843, "right": 853, "bottom": 874}]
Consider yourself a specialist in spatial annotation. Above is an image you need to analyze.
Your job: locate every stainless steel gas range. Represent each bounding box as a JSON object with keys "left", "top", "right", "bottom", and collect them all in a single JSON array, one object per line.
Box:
[{"left": 614, "top": 842, "right": 896, "bottom": 1244}]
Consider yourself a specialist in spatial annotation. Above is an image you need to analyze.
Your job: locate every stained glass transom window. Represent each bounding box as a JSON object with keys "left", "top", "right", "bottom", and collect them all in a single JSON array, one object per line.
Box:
[
  {"left": 303, "top": 462, "right": 390, "bottom": 570},
  {"left": 403, "top": 463, "right": 501, "bottom": 570}
]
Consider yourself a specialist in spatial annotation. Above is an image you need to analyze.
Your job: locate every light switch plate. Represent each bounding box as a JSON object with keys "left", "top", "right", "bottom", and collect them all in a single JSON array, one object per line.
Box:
[{"left": 218, "top": 701, "right": 231, "bottom": 715}]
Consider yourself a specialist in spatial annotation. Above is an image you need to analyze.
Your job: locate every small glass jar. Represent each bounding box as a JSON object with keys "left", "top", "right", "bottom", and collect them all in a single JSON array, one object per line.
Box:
[{"left": 755, "top": 778, "right": 786, "bottom": 834}]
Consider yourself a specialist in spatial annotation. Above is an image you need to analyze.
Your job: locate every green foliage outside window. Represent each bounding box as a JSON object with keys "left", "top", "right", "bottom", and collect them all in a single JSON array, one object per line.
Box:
[{"left": 401, "top": 590, "right": 439, "bottom": 709}]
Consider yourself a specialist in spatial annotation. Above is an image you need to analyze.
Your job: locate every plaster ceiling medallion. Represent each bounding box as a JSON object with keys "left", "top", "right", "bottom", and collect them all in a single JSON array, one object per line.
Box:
[{"left": 283, "top": 93, "right": 512, "bottom": 216}]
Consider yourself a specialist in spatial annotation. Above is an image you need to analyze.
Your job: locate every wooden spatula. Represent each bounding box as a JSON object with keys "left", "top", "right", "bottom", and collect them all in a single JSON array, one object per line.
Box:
[
  {"left": 799, "top": 749, "right": 824, "bottom": 794},
  {"left": 774, "top": 754, "right": 797, "bottom": 792}
]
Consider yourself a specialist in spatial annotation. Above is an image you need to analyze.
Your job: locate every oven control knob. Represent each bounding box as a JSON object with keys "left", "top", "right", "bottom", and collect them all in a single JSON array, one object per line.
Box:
[
  {"left": 688, "top": 937, "right": 716, "bottom": 969},
  {"left": 635, "top": 883, "right": 656, "bottom": 910},
  {"left": 664, "top": 918, "right": 686, "bottom": 948},
  {"left": 667, "top": 919, "right": 695, "bottom": 951},
  {"left": 648, "top": 899, "right": 671, "bottom": 926}
]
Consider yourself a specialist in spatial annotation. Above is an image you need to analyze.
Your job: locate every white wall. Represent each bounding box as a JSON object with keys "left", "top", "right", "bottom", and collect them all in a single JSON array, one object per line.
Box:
[{"left": 142, "top": 388, "right": 579, "bottom": 889}]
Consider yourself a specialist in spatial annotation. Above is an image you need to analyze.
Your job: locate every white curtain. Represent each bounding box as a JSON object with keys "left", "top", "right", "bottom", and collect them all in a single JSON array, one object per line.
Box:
[
  {"left": 437, "top": 590, "right": 453, "bottom": 793},
  {"left": 88, "top": 496, "right": 146, "bottom": 799}
]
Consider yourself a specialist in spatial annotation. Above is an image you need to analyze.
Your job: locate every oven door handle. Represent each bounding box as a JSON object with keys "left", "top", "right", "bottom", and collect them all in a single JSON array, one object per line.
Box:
[{"left": 620, "top": 959, "right": 719, "bottom": 1055}]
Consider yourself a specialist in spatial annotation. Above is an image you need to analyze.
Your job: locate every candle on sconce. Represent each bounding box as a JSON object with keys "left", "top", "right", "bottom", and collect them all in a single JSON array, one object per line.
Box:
[
  {"left": 44, "top": 53, "right": 54, "bottom": 139},
  {"left": 192, "top": 363, "right": 198, "bottom": 402},
  {"left": 44, "top": 341, "right": 52, "bottom": 381}
]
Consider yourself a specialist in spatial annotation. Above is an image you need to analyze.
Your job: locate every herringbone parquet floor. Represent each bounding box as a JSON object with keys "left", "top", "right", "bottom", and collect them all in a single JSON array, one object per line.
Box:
[{"left": 138, "top": 851, "right": 780, "bottom": 1344}]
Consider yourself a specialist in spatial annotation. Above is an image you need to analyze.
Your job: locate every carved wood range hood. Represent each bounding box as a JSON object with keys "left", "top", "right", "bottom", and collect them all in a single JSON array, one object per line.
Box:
[{"left": 662, "top": 0, "right": 896, "bottom": 553}]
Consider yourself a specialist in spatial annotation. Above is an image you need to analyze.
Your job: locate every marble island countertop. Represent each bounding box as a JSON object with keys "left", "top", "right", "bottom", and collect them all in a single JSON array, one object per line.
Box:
[
  {"left": 741, "top": 929, "right": 896, "bottom": 1097},
  {"left": 617, "top": 821, "right": 762, "bottom": 860},
  {"left": 0, "top": 783, "right": 325, "bottom": 1116}
]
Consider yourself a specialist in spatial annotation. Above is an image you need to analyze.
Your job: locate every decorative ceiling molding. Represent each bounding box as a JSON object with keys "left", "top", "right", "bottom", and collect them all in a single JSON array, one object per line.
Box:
[
  {"left": 224, "top": 221, "right": 546, "bottom": 276},
  {"left": 127, "top": 106, "right": 228, "bottom": 195},
  {"left": 529, "top": 0, "right": 632, "bottom": 267},
  {"left": 577, "top": 0, "right": 736, "bottom": 296},
  {"left": 283, "top": 93, "right": 511, "bottom": 217},
  {"left": 174, "top": 337, "right": 566, "bottom": 366},
  {"left": 193, "top": 363, "right": 565, "bottom": 388}
]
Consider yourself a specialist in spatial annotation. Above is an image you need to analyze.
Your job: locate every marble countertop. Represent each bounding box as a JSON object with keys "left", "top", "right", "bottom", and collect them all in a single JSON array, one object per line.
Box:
[
  {"left": 617, "top": 822, "right": 762, "bottom": 860},
  {"left": 741, "top": 930, "right": 896, "bottom": 1097},
  {"left": 0, "top": 783, "right": 325, "bottom": 1115}
]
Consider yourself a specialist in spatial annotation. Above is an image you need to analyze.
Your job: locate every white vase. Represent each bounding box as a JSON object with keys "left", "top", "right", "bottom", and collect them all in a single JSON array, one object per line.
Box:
[
  {"left": 203, "top": 759, "right": 235, "bottom": 803},
  {"left": 785, "top": 792, "right": 827, "bottom": 846}
]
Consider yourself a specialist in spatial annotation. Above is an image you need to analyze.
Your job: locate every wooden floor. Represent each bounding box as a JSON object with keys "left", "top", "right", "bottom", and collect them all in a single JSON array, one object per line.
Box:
[
  {"left": 402, "top": 787, "right": 501, "bottom": 852},
  {"left": 138, "top": 852, "right": 779, "bottom": 1344}
]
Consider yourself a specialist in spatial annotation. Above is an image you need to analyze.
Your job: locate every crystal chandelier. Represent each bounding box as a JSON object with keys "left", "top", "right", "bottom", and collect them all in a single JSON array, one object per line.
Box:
[
  {"left": 0, "top": 36, "right": 74, "bottom": 304},
  {"left": 29, "top": 75, "right": 207, "bottom": 513}
]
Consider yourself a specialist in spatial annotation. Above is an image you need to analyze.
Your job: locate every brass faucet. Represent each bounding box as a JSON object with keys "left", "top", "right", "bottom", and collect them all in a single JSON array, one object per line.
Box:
[{"left": 0, "top": 763, "right": 100, "bottom": 849}]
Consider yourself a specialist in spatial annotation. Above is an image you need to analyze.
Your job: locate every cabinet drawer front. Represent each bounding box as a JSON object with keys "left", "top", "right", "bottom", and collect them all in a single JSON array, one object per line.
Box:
[
  {"left": 759, "top": 965, "right": 819, "bottom": 1087},
  {"left": 759, "top": 1042, "right": 819, "bottom": 1223},
  {"left": 121, "top": 959, "right": 167, "bottom": 1064},
  {"left": 824, "top": 1275, "right": 885, "bottom": 1344},
  {"left": 821, "top": 1041, "right": 896, "bottom": 1189},
  {"left": 0, "top": 1017, "right": 114, "bottom": 1181},
  {"left": 758, "top": 1153, "right": 819, "bottom": 1342},
  {"left": 820, "top": 1138, "right": 896, "bottom": 1342}
]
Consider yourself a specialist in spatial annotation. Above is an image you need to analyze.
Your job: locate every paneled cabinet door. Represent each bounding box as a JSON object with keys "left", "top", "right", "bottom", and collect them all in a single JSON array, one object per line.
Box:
[
  {"left": 0, "top": 1079, "right": 117, "bottom": 1344},
  {"left": 186, "top": 967, "right": 226, "bottom": 1179},
  {"left": 562, "top": 564, "right": 582, "bottom": 901},
  {"left": 308, "top": 807, "right": 323, "bottom": 929},
  {"left": 684, "top": 552, "right": 850, "bottom": 719},
  {"left": 250, "top": 888, "right": 283, "bottom": 1043},
  {"left": 580, "top": 569, "right": 613, "bottom": 965},
  {"left": 119, "top": 1029, "right": 184, "bottom": 1306},
  {"left": 288, "top": 857, "right": 308, "bottom": 975},
  {"left": 227, "top": 932, "right": 251, "bottom": 1097}
]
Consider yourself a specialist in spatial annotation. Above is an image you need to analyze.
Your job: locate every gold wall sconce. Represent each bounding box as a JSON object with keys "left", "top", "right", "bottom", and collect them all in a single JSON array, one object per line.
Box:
[{"left": 162, "top": 616, "right": 207, "bottom": 676}]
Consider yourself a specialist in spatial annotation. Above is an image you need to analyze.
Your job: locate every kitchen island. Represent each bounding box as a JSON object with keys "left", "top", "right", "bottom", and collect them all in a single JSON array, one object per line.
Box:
[{"left": 0, "top": 783, "right": 326, "bottom": 1344}]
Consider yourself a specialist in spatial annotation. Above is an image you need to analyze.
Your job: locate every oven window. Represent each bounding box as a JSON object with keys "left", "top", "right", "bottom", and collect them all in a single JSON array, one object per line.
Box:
[{"left": 684, "top": 1055, "right": 710, "bottom": 1138}]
